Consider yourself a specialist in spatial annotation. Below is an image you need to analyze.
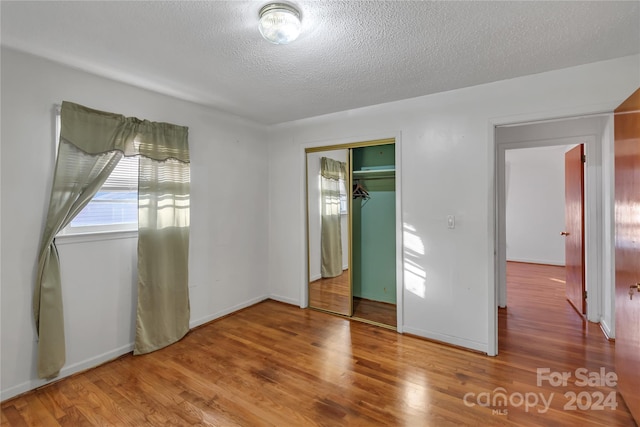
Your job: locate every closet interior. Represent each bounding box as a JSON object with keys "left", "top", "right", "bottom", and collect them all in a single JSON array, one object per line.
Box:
[{"left": 306, "top": 139, "right": 397, "bottom": 329}]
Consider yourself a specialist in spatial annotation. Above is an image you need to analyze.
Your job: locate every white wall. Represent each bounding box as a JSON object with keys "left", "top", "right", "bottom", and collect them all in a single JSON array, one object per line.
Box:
[
  {"left": 306, "top": 150, "right": 349, "bottom": 282},
  {"left": 505, "top": 146, "right": 566, "bottom": 265},
  {"left": 266, "top": 55, "right": 640, "bottom": 354},
  {"left": 0, "top": 47, "right": 269, "bottom": 400},
  {"left": 2, "top": 48, "right": 636, "bottom": 401}
]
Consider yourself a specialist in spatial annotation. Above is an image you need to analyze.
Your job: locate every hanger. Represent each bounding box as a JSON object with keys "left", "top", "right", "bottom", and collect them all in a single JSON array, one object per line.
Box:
[{"left": 352, "top": 181, "right": 370, "bottom": 200}]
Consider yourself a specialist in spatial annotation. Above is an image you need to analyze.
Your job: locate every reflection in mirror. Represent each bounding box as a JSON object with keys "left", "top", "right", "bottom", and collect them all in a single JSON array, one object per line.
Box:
[{"left": 307, "top": 149, "right": 351, "bottom": 316}]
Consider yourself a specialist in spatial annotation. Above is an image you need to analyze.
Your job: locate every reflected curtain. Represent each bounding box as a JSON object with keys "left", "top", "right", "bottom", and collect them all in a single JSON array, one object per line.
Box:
[
  {"left": 35, "top": 101, "right": 189, "bottom": 378},
  {"left": 320, "top": 157, "right": 346, "bottom": 278}
]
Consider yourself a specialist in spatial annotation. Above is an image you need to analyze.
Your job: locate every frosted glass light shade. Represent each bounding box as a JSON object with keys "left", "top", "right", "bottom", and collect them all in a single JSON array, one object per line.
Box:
[{"left": 258, "top": 3, "right": 301, "bottom": 45}]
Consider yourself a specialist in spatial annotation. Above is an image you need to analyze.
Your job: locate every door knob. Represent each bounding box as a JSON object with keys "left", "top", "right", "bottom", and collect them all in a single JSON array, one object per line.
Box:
[
  {"left": 560, "top": 231, "right": 570, "bottom": 236},
  {"left": 630, "top": 283, "right": 640, "bottom": 300}
]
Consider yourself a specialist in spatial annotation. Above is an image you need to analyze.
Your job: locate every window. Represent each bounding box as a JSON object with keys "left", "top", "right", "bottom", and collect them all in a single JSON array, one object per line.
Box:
[
  {"left": 339, "top": 178, "right": 347, "bottom": 214},
  {"left": 64, "top": 156, "right": 139, "bottom": 234},
  {"left": 55, "top": 109, "right": 138, "bottom": 235}
]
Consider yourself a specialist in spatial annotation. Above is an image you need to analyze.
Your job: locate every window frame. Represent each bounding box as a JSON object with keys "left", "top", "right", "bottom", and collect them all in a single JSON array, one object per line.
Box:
[{"left": 339, "top": 177, "right": 347, "bottom": 215}]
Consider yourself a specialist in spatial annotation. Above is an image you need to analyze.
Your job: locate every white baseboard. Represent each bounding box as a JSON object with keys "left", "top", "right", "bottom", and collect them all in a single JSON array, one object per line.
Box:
[
  {"left": 310, "top": 266, "right": 348, "bottom": 284},
  {"left": 402, "top": 326, "right": 488, "bottom": 354},
  {"left": 1, "top": 343, "right": 134, "bottom": 402},
  {"left": 3, "top": 296, "right": 274, "bottom": 402},
  {"left": 599, "top": 319, "right": 615, "bottom": 340},
  {"left": 268, "top": 294, "right": 301, "bottom": 307},
  {"left": 189, "top": 295, "right": 269, "bottom": 328}
]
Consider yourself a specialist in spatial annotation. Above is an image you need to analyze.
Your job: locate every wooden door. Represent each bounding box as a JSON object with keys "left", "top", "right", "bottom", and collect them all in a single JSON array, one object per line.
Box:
[
  {"left": 564, "top": 144, "right": 585, "bottom": 314},
  {"left": 614, "top": 88, "right": 640, "bottom": 422}
]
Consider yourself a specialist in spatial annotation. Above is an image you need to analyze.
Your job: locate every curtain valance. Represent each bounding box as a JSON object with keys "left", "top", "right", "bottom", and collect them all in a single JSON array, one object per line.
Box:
[
  {"left": 60, "top": 101, "right": 189, "bottom": 162},
  {"left": 320, "top": 157, "right": 345, "bottom": 181}
]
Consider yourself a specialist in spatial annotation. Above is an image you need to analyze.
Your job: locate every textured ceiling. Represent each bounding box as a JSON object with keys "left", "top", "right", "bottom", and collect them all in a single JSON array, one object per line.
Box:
[{"left": 1, "top": 1, "right": 639, "bottom": 125}]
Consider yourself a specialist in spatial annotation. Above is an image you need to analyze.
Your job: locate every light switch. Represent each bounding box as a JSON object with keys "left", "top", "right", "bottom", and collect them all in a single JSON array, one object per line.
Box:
[{"left": 447, "top": 215, "right": 455, "bottom": 229}]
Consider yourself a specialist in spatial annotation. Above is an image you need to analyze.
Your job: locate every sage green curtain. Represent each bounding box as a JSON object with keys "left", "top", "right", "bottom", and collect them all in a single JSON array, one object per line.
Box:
[
  {"left": 135, "top": 156, "right": 190, "bottom": 354},
  {"left": 35, "top": 101, "right": 190, "bottom": 378},
  {"left": 35, "top": 141, "right": 122, "bottom": 378},
  {"left": 320, "top": 157, "right": 346, "bottom": 278}
]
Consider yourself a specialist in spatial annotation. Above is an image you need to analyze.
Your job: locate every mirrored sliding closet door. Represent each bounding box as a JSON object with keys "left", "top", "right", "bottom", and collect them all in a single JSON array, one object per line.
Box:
[{"left": 306, "top": 139, "right": 397, "bottom": 328}]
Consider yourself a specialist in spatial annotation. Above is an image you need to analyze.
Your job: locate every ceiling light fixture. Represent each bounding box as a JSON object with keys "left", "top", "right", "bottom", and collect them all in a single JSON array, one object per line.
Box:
[{"left": 258, "top": 3, "right": 301, "bottom": 45}]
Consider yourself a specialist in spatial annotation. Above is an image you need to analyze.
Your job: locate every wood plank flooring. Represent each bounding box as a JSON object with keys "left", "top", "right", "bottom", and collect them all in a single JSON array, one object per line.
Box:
[
  {"left": 309, "top": 270, "right": 397, "bottom": 327},
  {"left": 308, "top": 270, "right": 351, "bottom": 315},
  {"left": 2, "top": 262, "right": 636, "bottom": 426},
  {"left": 352, "top": 297, "right": 396, "bottom": 327}
]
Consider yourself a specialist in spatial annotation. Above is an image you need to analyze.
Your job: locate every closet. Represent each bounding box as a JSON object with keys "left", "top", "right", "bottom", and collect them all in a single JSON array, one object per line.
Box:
[{"left": 306, "top": 139, "right": 397, "bottom": 328}]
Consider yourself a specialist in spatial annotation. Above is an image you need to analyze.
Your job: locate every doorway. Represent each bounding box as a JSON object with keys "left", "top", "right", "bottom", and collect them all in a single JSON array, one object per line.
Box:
[
  {"left": 500, "top": 144, "right": 583, "bottom": 352},
  {"left": 351, "top": 144, "right": 397, "bottom": 327},
  {"left": 494, "top": 114, "right": 611, "bottom": 353}
]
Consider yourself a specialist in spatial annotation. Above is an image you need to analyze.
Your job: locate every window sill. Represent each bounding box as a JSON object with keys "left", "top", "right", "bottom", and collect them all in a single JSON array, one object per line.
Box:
[{"left": 55, "top": 230, "right": 138, "bottom": 245}]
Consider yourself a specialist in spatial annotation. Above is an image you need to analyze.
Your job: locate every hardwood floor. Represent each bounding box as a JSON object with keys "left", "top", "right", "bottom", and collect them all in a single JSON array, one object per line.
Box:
[
  {"left": 352, "top": 297, "right": 396, "bottom": 327},
  {"left": 309, "top": 270, "right": 397, "bottom": 327},
  {"left": 499, "top": 262, "right": 634, "bottom": 426},
  {"left": 2, "top": 262, "right": 635, "bottom": 426},
  {"left": 309, "top": 270, "right": 351, "bottom": 315}
]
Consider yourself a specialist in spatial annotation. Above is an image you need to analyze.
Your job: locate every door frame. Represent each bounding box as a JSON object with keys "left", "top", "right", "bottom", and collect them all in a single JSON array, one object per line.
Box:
[
  {"left": 497, "top": 136, "right": 594, "bottom": 307},
  {"left": 490, "top": 116, "right": 608, "bottom": 356}
]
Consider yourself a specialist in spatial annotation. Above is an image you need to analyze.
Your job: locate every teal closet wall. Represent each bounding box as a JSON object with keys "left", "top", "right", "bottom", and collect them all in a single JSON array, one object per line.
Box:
[{"left": 352, "top": 144, "right": 396, "bottom": 304}]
